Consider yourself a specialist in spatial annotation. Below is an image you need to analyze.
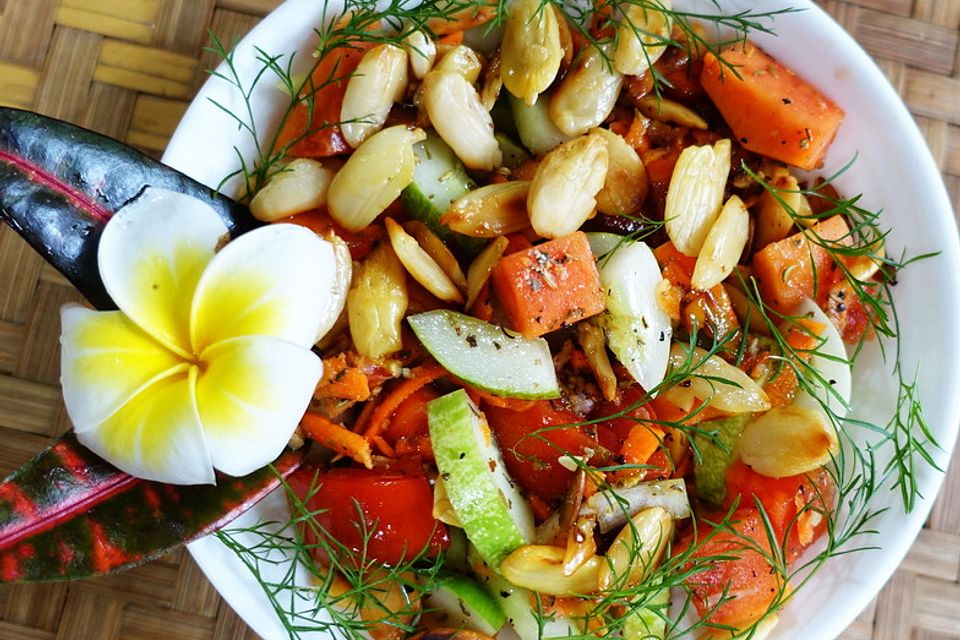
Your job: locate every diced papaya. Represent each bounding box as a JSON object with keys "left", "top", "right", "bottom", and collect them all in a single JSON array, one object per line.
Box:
[
  {"left": 752, "top": 215, "right": 851, "bottom": 314},
  {"left": 701, "top": 42, "right": 844, "bottom": 170},
  {"left": 490, "top": 232, "right": 605, "bottom": 337}
]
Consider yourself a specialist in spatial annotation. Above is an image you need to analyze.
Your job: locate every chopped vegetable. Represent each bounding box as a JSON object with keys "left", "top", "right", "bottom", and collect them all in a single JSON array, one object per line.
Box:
[
  {"left": 407, "top": 310, "right": 560, "bottom": 399},
  {"left": 491, "top": 232, "right": 605, "bottom": 337},
  {"left": 287, "top": 462, "right": 450, "bottom": 566},
  {"left": 751, "top": 214, "right": 851, "bottom": 314},
  {"left": 427, "top": 390, "right": 534, "bottom": 567},
  {"left": 701, "top": 42, "right": 845, "bottom": 170}
]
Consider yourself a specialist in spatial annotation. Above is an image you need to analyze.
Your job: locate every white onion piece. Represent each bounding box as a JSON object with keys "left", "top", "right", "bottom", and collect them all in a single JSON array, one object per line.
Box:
[
  {"left": 579, "top": 478, "right": 690, "bottom": 533},
  {"left": 789, "top": 298, "right": 852, "bottom": 419},
  {"left": 598, "top": 241, "right": 672, "bottom": 392}
]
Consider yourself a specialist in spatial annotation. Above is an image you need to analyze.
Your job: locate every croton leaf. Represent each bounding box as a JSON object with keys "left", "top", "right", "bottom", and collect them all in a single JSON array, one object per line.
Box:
[
  {"left": 0, "top": 106, "right": 261, "bottom": 310},
  {"left": 0, "top": 108, "right": 302, "bottom": 581},
  {"left": 0, "top": 432, "right": 304, "bottom": 581}
]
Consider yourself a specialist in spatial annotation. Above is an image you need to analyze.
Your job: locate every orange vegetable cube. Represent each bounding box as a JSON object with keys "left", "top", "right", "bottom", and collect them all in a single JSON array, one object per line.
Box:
[
  {"left": 701, "top": 42, "right": 844, "bottom": 170},
  {"left": 491, "top": 232, "right": 605, "bottom": 337},
  {"left": 752, "top": 215, "right": 851, "bottom": 314}
]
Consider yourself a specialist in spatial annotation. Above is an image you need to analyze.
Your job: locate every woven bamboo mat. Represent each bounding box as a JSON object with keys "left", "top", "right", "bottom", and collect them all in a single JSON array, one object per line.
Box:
[{"left": 0, "top": 1, "right": 957, "bottom": 638}]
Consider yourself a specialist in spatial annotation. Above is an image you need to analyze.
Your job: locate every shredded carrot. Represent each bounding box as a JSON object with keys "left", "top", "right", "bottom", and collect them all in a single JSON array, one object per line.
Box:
[
  {"left": 301, "top": 412, "right": 373, "bottom": 468},
  {"left": 622, "top": 425, "right": 665, "bottom": 467},
  {"left": 438, "top": 30, "right": 464, "bottom": 46},
  {"left": 359, "top": 363, "right": 447, "bottom": 438},
  {"left": 370, "top": 435, "right": 397, "bottom": 458},
  {"left": 425, "top": 4, "right": 496, "bottom": 36},
  {"left": 315, "top": 354, "right": 371, "bottom": 402},
  {"left": 467, "top": 385, "right": 536, "bottom": 411}
]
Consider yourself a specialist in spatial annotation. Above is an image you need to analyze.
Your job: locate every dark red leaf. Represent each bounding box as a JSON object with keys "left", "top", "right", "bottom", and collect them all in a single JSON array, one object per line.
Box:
[
  {"left": 0, "top": 432, "right": 304, "bottom": 581},
  {"left": 0, "top": 107, "right": 260, "bottom": 310},
  {"left": 0, "top": 107, "right": 301, "bottom": 582}
]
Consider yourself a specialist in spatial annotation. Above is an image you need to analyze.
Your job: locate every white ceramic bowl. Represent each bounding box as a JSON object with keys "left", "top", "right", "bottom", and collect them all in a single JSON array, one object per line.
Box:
[{"left": 164, "top": 2, "right": 960, "bottom": 638}]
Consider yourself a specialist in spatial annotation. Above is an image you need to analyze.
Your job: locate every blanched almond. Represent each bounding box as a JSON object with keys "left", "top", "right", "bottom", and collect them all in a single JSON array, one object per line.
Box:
[
  {"left": 692, "top": 195, "right": 749, "bottom": 290},
  {"left": 327, "top": 126, "right": 425, "bottom": 232},
  {"left": 402, "top": 220, "right": 468, "bottom": 292},
  {"left": 500, "top": 545, "right": 602, "bottom": 596},
  {"left": 442, "top": 181, "right": 531, "bottom": 238},
  {"left": 528, "top": 133, "right": 608, "bottom": 238},
  {"left": 739, "top": 403, "right": 839, "bottom": 478},
  {"left": 666, "top": 344, "right": 770, "bottom": 414},
  {"left": 465, "top": 236, "right": 509, "bottom": 310},
  {"left": 597, "top": 507, "right": 673, "bottom": 591},
  {"left": 664, "top": 138, "right": 731, "bottom": 256},
  {"left": 636, "top": 94, "right": 708, "bottom": 130},
  {"left": 479, "top": 49, "right": 503, "bottom": 112},
  {"left": 550, "top": 44, "right": 623, "bottom": 136},
  {"left": 614, "top": 1, "right": 672, "bottom": 76},
  {"left": 340, "top": 44, "right": 409, "bottom": 148},
  {"left": 422, "top": 70, "right": 501, "bottom": 170},
  {"left": 385, "top": 218, "right": 463, "bottom": 303},
  {"left": 590, "top": 127, "right": 648, "bottom": 216},
  {"left": 347, "top": 242, "right": 408, "bottom": 360},
  {"left": 401, "top": 28, "right": 436, "bottom": 79},
  {"left": 501, "top": 0, "right": 563, "bottom": 106},
  {"left": 249, "top": 159, "right": 334, "bottom": 222},
  {"left": 434, "top": 44, "right": 483, "bottom": 84},
  {"left": 755, "top": 168, "right": 804, "bottom": 249}
]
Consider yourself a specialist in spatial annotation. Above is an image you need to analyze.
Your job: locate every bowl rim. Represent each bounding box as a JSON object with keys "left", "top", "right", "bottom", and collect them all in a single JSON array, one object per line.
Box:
[{"left": 163, "top": 1, "right": 960, "bottom": 638}]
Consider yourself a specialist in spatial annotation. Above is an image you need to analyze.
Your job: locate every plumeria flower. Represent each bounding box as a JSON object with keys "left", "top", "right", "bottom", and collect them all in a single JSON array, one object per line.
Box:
[{"left": 60, "top": 187, "right": 348, "bottom": 485}]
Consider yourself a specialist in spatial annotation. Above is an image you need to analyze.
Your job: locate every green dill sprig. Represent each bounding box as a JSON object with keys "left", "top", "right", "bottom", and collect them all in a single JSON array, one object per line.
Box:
[
  {"left": 206, "top": 0, "right": 939, "bottom": 637},
  {"left": 217, "top": 467, "right": 446, "bottom": 640}
]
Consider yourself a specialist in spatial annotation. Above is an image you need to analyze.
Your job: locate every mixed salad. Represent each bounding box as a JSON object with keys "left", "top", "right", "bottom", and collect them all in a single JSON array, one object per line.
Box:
[{"left": 51, "top": 0, "right": 932, "bottom": 639}]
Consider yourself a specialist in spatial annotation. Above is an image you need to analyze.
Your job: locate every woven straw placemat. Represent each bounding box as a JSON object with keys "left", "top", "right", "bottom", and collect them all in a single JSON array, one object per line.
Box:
[{"left": 0, "top": 1, "right": 957, "bottom": 639}]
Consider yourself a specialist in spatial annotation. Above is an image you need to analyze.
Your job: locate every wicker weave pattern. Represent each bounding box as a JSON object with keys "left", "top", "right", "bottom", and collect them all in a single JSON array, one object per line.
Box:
[{"left": 0, "top": 1, "right": 957, "bottom": 638}]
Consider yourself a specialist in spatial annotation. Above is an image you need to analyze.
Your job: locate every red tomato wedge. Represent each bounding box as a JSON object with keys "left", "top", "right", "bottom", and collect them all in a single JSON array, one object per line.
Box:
[
  {"left": 725, "top": 461, "right": 834, "bottom": 562},
  {"left": 274, "top": 43, "right": 375, "bottom": 158},
  {"left": 287, "top": 462, "right": 449, "bottom": 566},
  {"left": 679, "top": 508, "right": 782, "bottom": 631},
  {"left": 484, "top": 400, "right": 597, "bottom": 504}
]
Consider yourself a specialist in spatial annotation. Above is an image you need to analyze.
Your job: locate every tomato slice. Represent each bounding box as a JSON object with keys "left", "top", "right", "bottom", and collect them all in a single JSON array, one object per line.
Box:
[
  {"left": 287, "top": 462, "right": 449, "bottom": 566},
  {"left": 484, "top": 400, "right": 597, "bottom": 505},
  {"left": 678, "top": 507, "right": 782, "bottom": 630},
  {"left": 725, "top": 460, "right": 834, "bottom": 562},
  {"left": 592, "top": 385, "right": 654, "bottom": 452}
]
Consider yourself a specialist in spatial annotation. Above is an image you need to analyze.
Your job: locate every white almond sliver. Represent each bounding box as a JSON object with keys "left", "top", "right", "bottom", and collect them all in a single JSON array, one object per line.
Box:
[
  {"left": 385, "top": 218, "right": 464, "bottom": 303},
  {"left": 664, "top": 138, "right": 731, "bottom": 257},
  {"left": 691, "top": 194, "right": 750, "bottom": 290}
]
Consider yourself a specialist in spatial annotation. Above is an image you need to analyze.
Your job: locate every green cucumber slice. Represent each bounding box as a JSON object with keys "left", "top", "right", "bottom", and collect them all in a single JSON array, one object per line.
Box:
[
  {"left": 693, "top": 414, "right": 751, "bottom": 506},
  {"left": 495, "top": 133, "right": 531, "bottom": 171},
  {"left": 408, "top": 310, "right": 560, "bottom": 399},
  {"left": 401, "top": 131, "right": 485, "bottom": 256},
  {"left": 426, "top": 574, "right": 507, "bottom": 635},
  {"left": 622, "top": 585, "right": 669, "bottom": 640},
  {"left": 508, "top": 93, "right": 572, "bottom": 156},
  {"left": 468, "top": 546, "right": 580, "bottom": 640},
  {"left": 427, "top": 389, "right": 534, "bottom": 567}
]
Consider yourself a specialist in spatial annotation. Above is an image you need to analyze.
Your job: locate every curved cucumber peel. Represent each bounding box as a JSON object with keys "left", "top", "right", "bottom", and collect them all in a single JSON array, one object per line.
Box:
[
  {"left": 427, "top": 389, "right": 533, "bottom": 567},
  {"left": 468, "top": 546, "right": 580, "bottom": 640},
  {"left": 409, "top": 310, "right": 560, "bottom": 399},
  {"left": 426, "top": 573, "right": 506, "bottom": 635},
  {"left": 401, "top": 131, "right": 485, "bottom": 256},
  {"left": 693, "top": 413, "right": 751, "bottom": 506}
]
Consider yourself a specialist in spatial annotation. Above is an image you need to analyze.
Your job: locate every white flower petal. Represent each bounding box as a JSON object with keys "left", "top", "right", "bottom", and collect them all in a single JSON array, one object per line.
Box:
[
  {"left": 98, "top": 187, "right": 228, "bottom": 356},
  {"left": 60, "top": 303, "right": 185, "bottom": 433},
  {"left": 77, "top": 368, "right": 215, "bottom": 485},
  {"left": 190, "top": 224, "right": 338, "bottom": 351},
  {"left": 195, "top": 336, "right": 322, "bottom": 476}
]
